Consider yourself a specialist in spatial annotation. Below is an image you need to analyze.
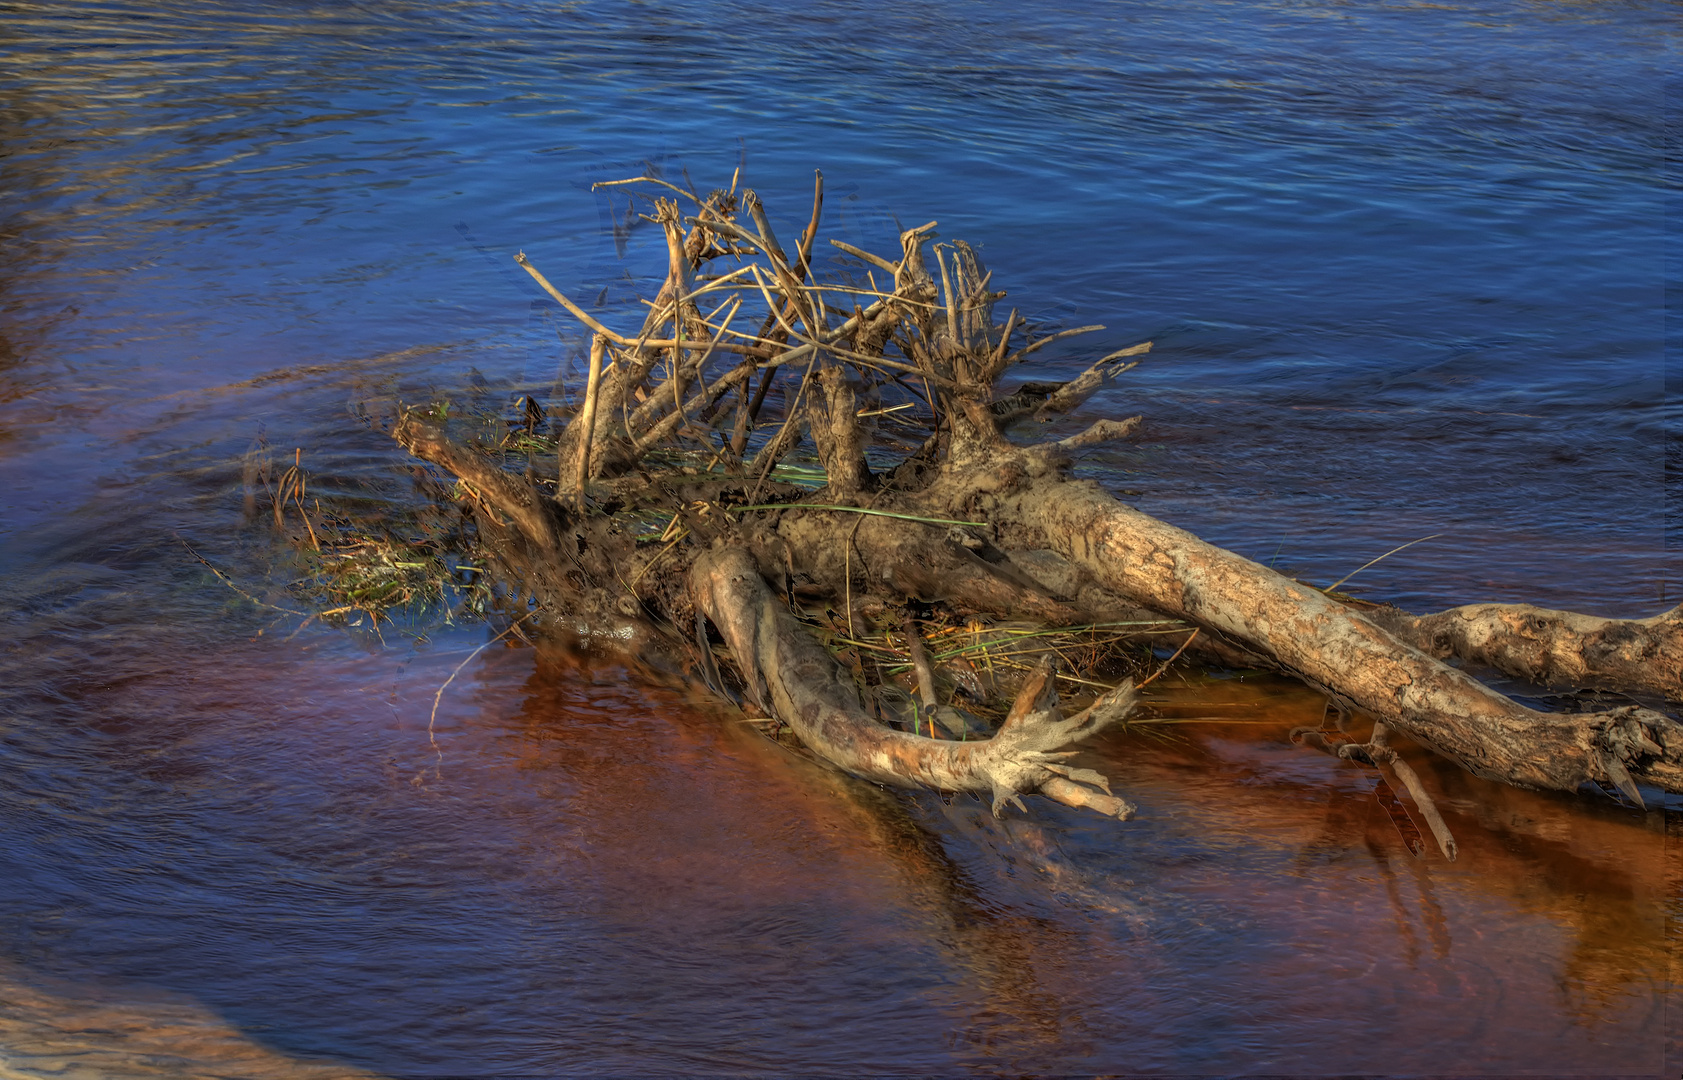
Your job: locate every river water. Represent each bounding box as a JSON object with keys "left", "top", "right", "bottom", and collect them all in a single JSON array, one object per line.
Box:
[{"left": 0, "top": 0, "right": 1676, "bottom": 1075}]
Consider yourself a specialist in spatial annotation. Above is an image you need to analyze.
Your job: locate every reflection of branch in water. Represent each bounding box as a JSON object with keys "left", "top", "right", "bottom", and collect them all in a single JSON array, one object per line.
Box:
[
  {"left": 795, "top": 768, "right": 1080, "bottom": 1063},
  {"left": 934, "top": 793, "right": 1148, "bottom": 924},
  {"left": 1405, "top": 754, "right": 1671, "bottom": 1014},
  {"left": 1287, "top": 784, "right": 1437, "bottom": 967},
  {"left": 1397, "top": 835, "right": 1453, "bottom": 961},
  {"left": 508, "top": 648, "right": 1101, "bottom": 1067},
  {"left": 1517, "top": 829, "right": 1669, "bottom": 1012},
  {"left": 504, "top": 647, "right": 1673, "bottom": 1052},
  {"left": 1362, "top": 831, "right": 1423, "bottom": 968},
  {"left": 1289, "top": 784, "right": 1370, "bottom": 872},
  {"left": 1123, "top": 711, "right": 1671, "bottom": 1016}
]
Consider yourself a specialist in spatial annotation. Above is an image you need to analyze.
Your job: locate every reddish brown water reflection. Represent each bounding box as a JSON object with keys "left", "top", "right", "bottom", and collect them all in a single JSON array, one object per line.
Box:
[{"left": 6, "top": 616, "right": 1669, "bottom": 1076}]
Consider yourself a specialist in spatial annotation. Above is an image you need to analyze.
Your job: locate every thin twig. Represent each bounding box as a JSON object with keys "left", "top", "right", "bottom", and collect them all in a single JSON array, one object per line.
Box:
[
  {"left": 904, "top": 617, "right": 940, "bottom": 739},
  {"left": 571, "top": 334, "right": 607, "bottom": 504},
  {"left": 1323, "top": 533, "right": 1444, "bottom": 594},
  {"left": 935, "top": 245, "right": 961, "bottom": 355},
  {"left": 988, "top": 308, "right": 1020, "bottom": 376},
  {"left": 680, "top": 263, "right": 758, "bottom": 303},
  {"left": 746, "top": 321, "right": 964, "bottom": 391},
  {"left": 1135, "top": 628, "right": 1201, "bottom": 689},
  {"left": 1002, "top": 324, "right": 1105, "bottom": 368},
  {"left": 790, "top": 280, "right": 940, "bottom": 309},
  {"left": 1365, "top": 722, "right": 1458, "bottom": 861},
  {"left": 1384, "top": 753, "right": 1458, "bottom": 861},
  {"left": 748, "top": 263, "right": 812, "bottom": 340},
  {"left": 515, "top": 253, "right": 629, "bottom": 344},
  {"left": 795, "top": 169, "right": 823, "bottom": 280},
  {"left": 513, "top": 253, "right": 766, "bottom": 356},
  {"left": 426, "top": 611, "right": 539, "bottom": 777},
  {"left": 591, "top": 175, "right": 701, "bottom": 204},
  {"left": 829, "top": 238, "right": 898, "bottom": 274}
]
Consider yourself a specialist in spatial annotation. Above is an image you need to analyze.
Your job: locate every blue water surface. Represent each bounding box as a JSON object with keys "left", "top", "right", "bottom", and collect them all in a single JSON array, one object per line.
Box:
[{"left": 3, "top": 0, "right": 1673, "bottom": 609}]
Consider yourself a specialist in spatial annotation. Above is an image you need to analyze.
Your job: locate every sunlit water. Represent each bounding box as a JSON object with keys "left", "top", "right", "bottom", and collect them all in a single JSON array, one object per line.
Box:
[{"left": 0, "top": 0, "right": 1675, "bottom": 1075}]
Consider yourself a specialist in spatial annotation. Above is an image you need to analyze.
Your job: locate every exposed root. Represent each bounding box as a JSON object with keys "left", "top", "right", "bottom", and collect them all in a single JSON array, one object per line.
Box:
[{"left": 690, "top": 545, "right": 1136, "bottom": 818}]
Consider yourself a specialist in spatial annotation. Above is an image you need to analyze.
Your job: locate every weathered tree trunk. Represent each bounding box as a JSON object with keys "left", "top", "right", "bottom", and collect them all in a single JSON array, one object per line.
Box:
[{"left": 988, "top": 474, "right": 1681, "bottom": 800}]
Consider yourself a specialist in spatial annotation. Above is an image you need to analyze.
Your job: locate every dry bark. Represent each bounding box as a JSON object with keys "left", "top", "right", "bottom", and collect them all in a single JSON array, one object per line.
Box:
[{"left": 987, "top": 473, "right": 1682, "bottom": 801}]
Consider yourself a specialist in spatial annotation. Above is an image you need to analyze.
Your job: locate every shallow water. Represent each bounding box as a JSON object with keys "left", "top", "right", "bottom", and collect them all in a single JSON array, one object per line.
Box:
[{"left": 0, "top": 0, "right": 1676, "bottom": 1075}]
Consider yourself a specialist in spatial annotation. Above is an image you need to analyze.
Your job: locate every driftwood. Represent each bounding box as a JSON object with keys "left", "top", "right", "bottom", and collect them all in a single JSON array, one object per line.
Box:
[
  {"left": 1364, "top": 601, "right": 1682, "bottom": 701},
  {"left": 692, "top": 545, "right": 1139, "bottom": 820},
  {"left": 989, "top": 477, "right": 1681, "bottom": 800},
  {"left": 385, "top": 172, "right": 1680, "bottom": 834}
]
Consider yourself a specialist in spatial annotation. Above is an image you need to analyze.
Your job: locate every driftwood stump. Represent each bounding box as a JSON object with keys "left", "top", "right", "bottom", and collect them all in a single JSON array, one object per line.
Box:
[{"left": 385, "top": 171, "right": 1680, "bottom": 843}]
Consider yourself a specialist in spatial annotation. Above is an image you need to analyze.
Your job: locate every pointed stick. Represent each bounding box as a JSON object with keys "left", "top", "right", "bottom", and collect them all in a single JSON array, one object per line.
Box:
[
  {"left": 795, "top": 169, "right": 824, "bottom": 279},
  {"left": 904, "top": 617, "right": 941, "bottom": 740},
  {"left": 570, "top": 333, "right": 608, "bottom": 506}
]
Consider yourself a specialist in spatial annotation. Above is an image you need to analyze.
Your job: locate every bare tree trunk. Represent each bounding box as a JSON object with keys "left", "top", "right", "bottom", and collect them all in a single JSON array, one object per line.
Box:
[{"left": 994, "top": 475, "right": 1683, "bottom": 800}]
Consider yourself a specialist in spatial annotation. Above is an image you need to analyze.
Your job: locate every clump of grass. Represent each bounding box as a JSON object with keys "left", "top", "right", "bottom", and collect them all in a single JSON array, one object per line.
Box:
[
  {"left": 499, "top": 430, "right": 558, "bottom": 457},
  {"left": 256, "top": 446, "right": 490, "bottom": 630},
  {"left": 800, "top": 603, "right": 1183, "bottom": 732},
  {"left": 307, "top": 518, "right": 489, "bottom": 625}
]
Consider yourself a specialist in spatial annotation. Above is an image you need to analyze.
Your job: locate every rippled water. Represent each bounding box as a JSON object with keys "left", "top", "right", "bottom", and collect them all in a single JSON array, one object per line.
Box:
[{"left": 0, "top": 0, "right": 1675, "bottom": 1075}]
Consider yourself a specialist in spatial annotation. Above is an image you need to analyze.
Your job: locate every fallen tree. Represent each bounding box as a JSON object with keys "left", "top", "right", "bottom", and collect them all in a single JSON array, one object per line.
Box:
[{"left": 378, "top": 172, "right": 1679, "bottom": 843}]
